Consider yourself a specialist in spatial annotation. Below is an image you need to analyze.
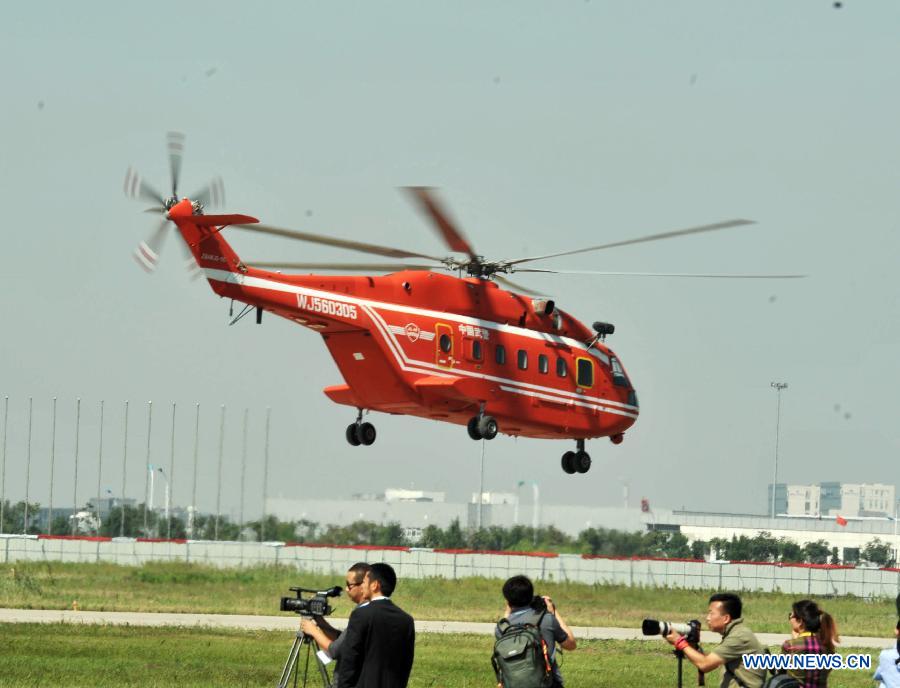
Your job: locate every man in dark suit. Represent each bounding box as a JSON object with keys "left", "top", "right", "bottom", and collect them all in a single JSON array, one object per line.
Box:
[{"left": 335, "top": 562, "right": 416, "bottom": 688}]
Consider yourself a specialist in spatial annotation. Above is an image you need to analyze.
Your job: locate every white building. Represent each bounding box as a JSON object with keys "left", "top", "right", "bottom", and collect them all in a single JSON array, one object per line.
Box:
[
  {"left": 470, "top": 491, "right": 517, "bottom": 505},
  {"left": 384, "top": 489, "right": 445, "bottom": 503},
  {"left": 774, "top": 482, "right": 896, "bottom": 518},
  {"left": 666, "top": 511, "right": 899, "bottom": 563}
]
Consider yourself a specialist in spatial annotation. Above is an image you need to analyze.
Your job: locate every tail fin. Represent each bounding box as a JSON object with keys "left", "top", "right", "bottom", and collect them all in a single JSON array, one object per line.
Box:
[{"left": 167, "top": 199, "right": 258, "bottom": 275}]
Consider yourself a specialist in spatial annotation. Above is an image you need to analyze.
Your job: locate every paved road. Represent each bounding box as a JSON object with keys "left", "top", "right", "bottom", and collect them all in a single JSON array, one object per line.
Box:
[{"left": 0, "top": 609, "right": 891, "bottom": 649}]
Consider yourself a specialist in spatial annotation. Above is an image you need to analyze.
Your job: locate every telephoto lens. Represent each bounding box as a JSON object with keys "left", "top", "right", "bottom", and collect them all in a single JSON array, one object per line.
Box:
[{"left": 641, "top": 619, "right": 694, "bottom": 637}]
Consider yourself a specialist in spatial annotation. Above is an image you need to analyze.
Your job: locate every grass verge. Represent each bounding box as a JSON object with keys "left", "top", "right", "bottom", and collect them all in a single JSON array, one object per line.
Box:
[
  {"left": 0, "top": 623, "right": 887, "bottom": 688},
  {"left": 0, "top": 561, "right": 896, "bottom": 637}
]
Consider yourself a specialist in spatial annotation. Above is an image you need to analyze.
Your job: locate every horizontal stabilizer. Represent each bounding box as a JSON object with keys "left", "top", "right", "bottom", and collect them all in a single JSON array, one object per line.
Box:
[
  {"left": 187, "top": 214, "right": 259, "bottom": 227},
  {"left": 323, "top": 384, "right": 362, "bottom": 407}
]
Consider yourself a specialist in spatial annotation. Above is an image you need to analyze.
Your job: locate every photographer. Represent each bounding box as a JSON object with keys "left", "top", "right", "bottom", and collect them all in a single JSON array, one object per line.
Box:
[
  {"left": 300, "top": 562, "right": 372, "bottom": 663},
  {"left": 336, "top": 562, "right": 415, "bottom": 688},
  {"left": 495, "top": 574, "right": 576, "bottom": 688},
  {"left": 664, "top": 592, "right": 766, "bottom": 688}
]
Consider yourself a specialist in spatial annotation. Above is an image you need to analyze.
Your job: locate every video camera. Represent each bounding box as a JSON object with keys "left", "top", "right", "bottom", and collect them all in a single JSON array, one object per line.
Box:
[
  {"left": 279, "top": 586, "right": 342, "bottom": 617},
  {"left": 642, "top": 619, "right": 701, "bottom": 645}
]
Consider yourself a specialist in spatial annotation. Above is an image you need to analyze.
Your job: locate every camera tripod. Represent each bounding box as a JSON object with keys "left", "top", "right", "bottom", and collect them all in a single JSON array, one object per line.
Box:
[
  {"left": 277, "top": 627, "right": 333, "bottom": 688},
  {"left": 673, "top": 645, "right": 705, "bottom": 688}
]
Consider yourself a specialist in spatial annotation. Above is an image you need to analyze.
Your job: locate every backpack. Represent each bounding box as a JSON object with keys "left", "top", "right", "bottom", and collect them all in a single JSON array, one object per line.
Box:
[{"left": 492, "top": 610, "right": 553, "bottom": 688}]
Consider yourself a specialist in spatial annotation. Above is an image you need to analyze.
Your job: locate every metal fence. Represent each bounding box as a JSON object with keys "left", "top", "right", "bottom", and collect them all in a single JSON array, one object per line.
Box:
[{"left": 3, "top": 535, "right": 899, "bottom": 599}]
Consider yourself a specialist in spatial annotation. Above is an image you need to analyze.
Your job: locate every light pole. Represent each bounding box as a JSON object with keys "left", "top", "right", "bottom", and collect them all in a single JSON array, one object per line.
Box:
[
  {"left": 514, "top": 480, "right": 525, "bottom": 525},
  {"left": 770, "top": 382, "right": 788, "bottom": 519},
  {"left": 156, "top": 467, "right": 170, "bottom": 538}
]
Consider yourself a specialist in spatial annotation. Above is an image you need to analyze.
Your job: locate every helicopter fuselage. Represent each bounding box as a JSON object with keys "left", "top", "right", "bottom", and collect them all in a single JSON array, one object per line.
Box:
[{"left": 170, "top": 200, "right": 639, "bottom": 442}]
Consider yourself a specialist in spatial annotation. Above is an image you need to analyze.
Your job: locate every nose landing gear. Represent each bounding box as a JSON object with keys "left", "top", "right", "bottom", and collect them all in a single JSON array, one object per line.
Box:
[
  {"left": 561, "top": 439, "right": 591, "bottom": 474},
  {"left": 346, "top": 409, "right": 376, "bottom": 447}
]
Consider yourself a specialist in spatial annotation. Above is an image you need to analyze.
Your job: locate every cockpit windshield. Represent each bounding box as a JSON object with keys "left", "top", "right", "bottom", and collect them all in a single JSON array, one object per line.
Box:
[
  {"left": 587, "top": 348, "right": 610, "bottom": 366},
  {"left": 610, "top": 356, "right": 630, "bottom": 388}
]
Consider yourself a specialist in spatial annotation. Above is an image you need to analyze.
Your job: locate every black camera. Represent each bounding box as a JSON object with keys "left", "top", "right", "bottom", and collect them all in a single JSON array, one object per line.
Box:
[
  {"left": 530, "top": 595, "right": 549, "bottom": 612},
  {"left": 279, "top": 586, "right": 342, "bottom": 616},
  {"left": 642, "top": 619, "right": 701, "bottom": 645}
]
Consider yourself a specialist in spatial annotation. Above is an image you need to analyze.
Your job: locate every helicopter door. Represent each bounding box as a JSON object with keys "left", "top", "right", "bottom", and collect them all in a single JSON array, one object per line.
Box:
[{"left": 435, "top": 323, "right": 454, "bottom": 368}]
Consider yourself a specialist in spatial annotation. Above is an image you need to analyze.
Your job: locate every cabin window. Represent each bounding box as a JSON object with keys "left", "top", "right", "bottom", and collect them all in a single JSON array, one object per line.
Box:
[
  {"left": 439, "top": 333, "right": 452, "bottom": 353},
  {"left": 463, "top": 338, "right": 483, "bottom": 362},
  {"left": 556, "top": 357, "right": 568, "bottom": 378},
  {"left": 517, "top": 349, "right": 528, "bottom": 370},
  {"left": 576, "top": 358, "right": 594, "bottom": 388},
  {"left": 538, "top": 354, "right": 549, "bottom": 374},
  {"left": 495, "top": 344, "right": 506, "bottom": 365}
]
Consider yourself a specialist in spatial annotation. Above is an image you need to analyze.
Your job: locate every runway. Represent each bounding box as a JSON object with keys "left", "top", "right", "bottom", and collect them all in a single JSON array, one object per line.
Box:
[{"left": 0, "top": 609, "right": 890, "bottom": 649}]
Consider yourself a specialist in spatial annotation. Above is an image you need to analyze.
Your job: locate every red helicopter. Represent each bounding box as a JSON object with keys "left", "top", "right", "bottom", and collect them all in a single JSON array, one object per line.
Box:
[{"left": 125, "top": 134, "right": 802, "bottom": 475}]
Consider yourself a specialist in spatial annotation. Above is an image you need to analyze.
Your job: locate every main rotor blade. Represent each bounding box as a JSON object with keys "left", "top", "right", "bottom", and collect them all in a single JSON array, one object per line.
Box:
[
  {"left": 231, "top": 223, "right": 445, "bottom": 261},
  {"left": 513, "top": 268, "right": 807, "bottom": 278},
  {"left": 133, "top": 219, "right": 170, "bottom": 273},
  {"left": 503, "top": 219, "right": 756, "bottom": 267},
  {"left": 124, "top": 167, "right": 165, "bottom": 206},
  {"left": 243, "top": 261, "right": 442, "bottom": 272},
  {"left": 494, "top": 275, "right": 547, "bottom": 296},
  {"left": 190, "top": 176, "right": 225, "bottom": 208},
  {"left": 403, "top": 186, "right": 478, "bottom": 260},
  {"left": 167, "top": 131, "right": 185, "bottom": 198}
]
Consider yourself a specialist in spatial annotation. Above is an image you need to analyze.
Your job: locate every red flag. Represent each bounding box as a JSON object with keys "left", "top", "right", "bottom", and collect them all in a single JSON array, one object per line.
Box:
[{"left": 836, "top": 515, "right": 848, "bottom": 526}]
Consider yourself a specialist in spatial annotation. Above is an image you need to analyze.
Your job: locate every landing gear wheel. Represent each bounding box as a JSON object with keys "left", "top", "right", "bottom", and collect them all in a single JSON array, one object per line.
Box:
[
  {"left": 561, "top": 451, "right": 577, "bottom": 474},
  {"left": 345, "top": 424, "right": 361, "bottom": 447},
  {"left": 574, "top": 450, "right": 591, "bottom": 474},
  {"left": 467, "top": 417, "right": 483, "bottom": 441},
  {"left": 358, "top": 422, "right": 377, "bottom": 446},
  {"left": 477, "top": 415, "right": 498, "bottom": 440}
]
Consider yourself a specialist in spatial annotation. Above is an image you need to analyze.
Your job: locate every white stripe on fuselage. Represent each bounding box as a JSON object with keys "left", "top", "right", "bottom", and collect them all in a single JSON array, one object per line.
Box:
[
  {"left": 204, "top": 268, "right": 639, "bottom": 418},
  {"left": 362, "top": 304, "right": 638, "bottom": 419}
]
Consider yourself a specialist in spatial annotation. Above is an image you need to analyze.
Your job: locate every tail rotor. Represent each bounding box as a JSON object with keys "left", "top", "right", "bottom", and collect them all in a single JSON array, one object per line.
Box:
[{"left": 124, "top": 132, "right": 224, "bottom": 275}]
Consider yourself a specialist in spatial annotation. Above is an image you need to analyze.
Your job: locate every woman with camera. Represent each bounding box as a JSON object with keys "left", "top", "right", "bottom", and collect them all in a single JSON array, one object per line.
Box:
[
  {"left": 872, "top": 620, "right": 900, "bottom": 688},
  {"left": 779, "top": 599, "right": 839, "bottom": 687}
]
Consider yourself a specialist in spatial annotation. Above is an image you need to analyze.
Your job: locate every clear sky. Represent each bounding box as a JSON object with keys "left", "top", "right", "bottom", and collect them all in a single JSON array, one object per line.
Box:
[{"left": 1, "top": 1, "right": 898, "bottom": 520}]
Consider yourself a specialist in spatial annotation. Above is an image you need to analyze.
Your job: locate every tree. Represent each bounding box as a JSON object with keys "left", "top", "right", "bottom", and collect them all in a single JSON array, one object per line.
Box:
[
  {"left": 747, "top": 531, "right": 779, "bottom": 562},
  {"left": 49, "top": 516, "right": 70, "bottom": 536},
  {"left": 709, "top": 537, "right": 729, "bottom": 560},
  {"left": 777, "top": 538, "right": 803, "bottom": 563},
  {"left": 1, "top": 501, "right": 42, "bottom": 534},
  {"left": 723, "top": 535, "right": 752, "bottom": 561},
  {"left": 99, "top": 504, "right": 140, "bottom": 537},
  {"left": 419, "top": 524, "right": 444, "bottom": 548},
  {"left": 802, "top": 540, "right": 831, "bottom": 565},
  {"left": 862, "top": 538, "right": 895, "bottom": 568},
  {"left": 690, "top": 540, "right": 709, "bottom": 560},
  {"left": 442, "top": 519, "right": 466, "bottom": 549}
]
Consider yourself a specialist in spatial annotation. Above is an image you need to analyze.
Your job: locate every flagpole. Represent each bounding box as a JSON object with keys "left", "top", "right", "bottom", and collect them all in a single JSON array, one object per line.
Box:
[{"left": 770, "top": 382, "right": 788, "bottom": 520}]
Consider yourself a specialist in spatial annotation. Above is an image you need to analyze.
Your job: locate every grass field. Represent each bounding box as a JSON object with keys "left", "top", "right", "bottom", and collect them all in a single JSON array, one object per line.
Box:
[
  {"left": 0, "top": 624, "right": 886, "bottom": 688},
  {"left": 1, "top": 561, "right": 896, "bottom": 637}
]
